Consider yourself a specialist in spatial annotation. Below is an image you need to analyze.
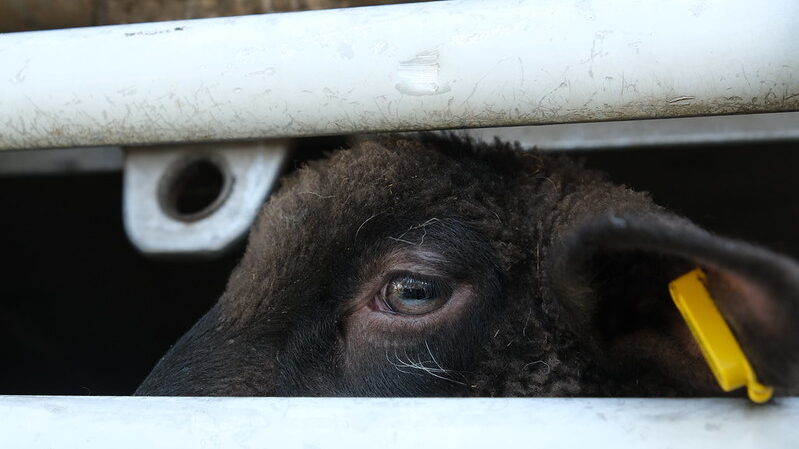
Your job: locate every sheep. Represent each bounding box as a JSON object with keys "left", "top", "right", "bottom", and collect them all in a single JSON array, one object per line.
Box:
[{"left": 135, "top": 134, "right": 799, "bottom": 397}]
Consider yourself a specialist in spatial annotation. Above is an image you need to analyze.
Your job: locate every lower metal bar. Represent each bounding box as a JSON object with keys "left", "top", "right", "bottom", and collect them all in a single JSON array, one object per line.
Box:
[{"left": 1, "top": 396, "right": 797, "bottom": 449}]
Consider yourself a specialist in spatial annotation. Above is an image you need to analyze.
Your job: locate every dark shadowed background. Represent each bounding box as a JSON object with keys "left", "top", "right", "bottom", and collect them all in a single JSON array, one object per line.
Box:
[
  {"left": 2, "top": 140, "right": 797, "bottom": 395},
  {"left": 1, "top": 1, "right": 797, "bottom": 395}
]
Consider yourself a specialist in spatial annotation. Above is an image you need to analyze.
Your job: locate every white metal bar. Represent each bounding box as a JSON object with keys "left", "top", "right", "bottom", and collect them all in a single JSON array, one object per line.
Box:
[
  {"left": 1, "top": 0, "right": 798, "bottom": 150},
  {"left": 467, "top": 111, "right": 799, "bottom": 151},
  {"left": 1, "top": 396, "right": 797, "bottom": 449},
  {"left": 2, "top": 110, "right": 798, "bottom": 176}
]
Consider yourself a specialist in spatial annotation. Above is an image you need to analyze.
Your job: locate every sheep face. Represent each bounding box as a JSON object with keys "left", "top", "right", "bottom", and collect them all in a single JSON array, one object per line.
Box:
[{"left": 136, "top": 136, "right": 799, "bottom": 397}]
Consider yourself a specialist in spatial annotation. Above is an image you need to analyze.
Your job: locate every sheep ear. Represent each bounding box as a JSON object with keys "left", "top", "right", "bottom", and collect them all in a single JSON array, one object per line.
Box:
[{"left": 548, "top": 212, "right": 799, "bottom": 394}]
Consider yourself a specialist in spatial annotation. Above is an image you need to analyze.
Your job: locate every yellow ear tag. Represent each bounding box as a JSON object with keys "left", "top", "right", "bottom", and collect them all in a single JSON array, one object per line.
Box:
[{"left": 668, "top": 268, "right": 773, "bottom": 403}]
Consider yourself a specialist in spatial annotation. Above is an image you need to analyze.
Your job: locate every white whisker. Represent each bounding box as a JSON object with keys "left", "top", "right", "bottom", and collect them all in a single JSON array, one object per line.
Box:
[{"left": 386, "top": 348, "right": 466, "bottom": 386}]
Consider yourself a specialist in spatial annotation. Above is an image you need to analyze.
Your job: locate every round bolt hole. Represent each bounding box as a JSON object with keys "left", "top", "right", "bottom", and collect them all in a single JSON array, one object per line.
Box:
[{"left": 158, "top": 155, "right": 233, "bottom": 222}]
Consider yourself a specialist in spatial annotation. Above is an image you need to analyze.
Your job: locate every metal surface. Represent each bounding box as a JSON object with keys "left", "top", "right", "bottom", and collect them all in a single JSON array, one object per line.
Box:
[
  {"left": 0, "top": 146, "right": 123, "bottom": 175},
  {"left": 1, "top": 0, "right": 798, "bottom": 150},
  {"left": 466, "top": 111, "right": 799, "bottom": 151},
  {"left": 123, "top": 141, "right": 287, "bottom": 257},
  {"left": 2, "top": 110, "right": 798, "bottom": 176},
  {"left": 1, "top": 396, "right": 797, "bottom": 449}
]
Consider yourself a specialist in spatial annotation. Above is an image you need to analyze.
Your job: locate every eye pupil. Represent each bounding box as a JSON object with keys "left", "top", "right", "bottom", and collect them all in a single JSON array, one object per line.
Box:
[
  {"left": 403, "top": 287, "right": 428, "bottom": 300},
  {"left": 383, "top": 275, "right": 448, "bottom": 315},
  {"left": 392, "top": 279, "right": 434, "bottom": 301}
]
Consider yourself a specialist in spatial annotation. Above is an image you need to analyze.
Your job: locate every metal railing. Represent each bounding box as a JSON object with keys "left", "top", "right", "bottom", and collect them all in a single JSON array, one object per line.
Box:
[
  {"left": 2, "top": 396, "right": 797, "bottom": 449},
  {"left": 1, "top": 0, "right": 798, "bottom": 150}
]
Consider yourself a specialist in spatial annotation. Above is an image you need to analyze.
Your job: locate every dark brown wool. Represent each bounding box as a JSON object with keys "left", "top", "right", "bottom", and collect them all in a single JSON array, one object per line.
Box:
[{"left": 137, "top": 135, "right": 799, "bottom": 397}]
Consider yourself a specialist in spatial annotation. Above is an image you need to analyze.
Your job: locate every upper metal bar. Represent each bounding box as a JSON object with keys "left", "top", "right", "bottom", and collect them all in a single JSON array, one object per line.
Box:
[{"left": 1, "top": 0, "right": 798, "bottom": 150}]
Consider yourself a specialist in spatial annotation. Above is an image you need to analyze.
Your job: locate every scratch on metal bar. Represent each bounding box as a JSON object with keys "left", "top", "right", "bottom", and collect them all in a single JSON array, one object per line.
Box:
[{"left": 668, "top": 96, "right": 696, "bottom": 105}]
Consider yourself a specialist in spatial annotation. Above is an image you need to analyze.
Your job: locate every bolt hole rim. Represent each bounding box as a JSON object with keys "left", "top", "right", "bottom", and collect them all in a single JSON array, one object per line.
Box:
[{"left": 157, "top": 154, "right": 233, "bottom": 223}]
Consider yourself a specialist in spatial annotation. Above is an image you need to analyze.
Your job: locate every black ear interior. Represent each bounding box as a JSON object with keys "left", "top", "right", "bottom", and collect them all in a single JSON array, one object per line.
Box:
[
  {"left": 559, "top": 246, "right": 716, "bottom": 395},
  {"left": 549, "top": 212, "right": 799, "bottom": 394},
  {"left": 588, "top": 250, "right": 692, "bottom": 343}
]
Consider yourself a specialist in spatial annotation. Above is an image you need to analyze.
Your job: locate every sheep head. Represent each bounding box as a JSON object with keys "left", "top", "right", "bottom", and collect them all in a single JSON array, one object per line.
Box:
[{"left": 136, "top": 135, "right": 799, "bottom": 398}]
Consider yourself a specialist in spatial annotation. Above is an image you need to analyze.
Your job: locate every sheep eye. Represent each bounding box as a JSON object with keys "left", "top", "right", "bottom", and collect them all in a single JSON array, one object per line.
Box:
[{"left": 381, "top": 275, "right": 450, "bottom": 315}]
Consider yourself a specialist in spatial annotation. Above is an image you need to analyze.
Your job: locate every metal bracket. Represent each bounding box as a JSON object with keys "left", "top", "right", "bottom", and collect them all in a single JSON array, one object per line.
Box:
[{"left": 123, "top": 141, "right": 288, "bottom": 257}]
